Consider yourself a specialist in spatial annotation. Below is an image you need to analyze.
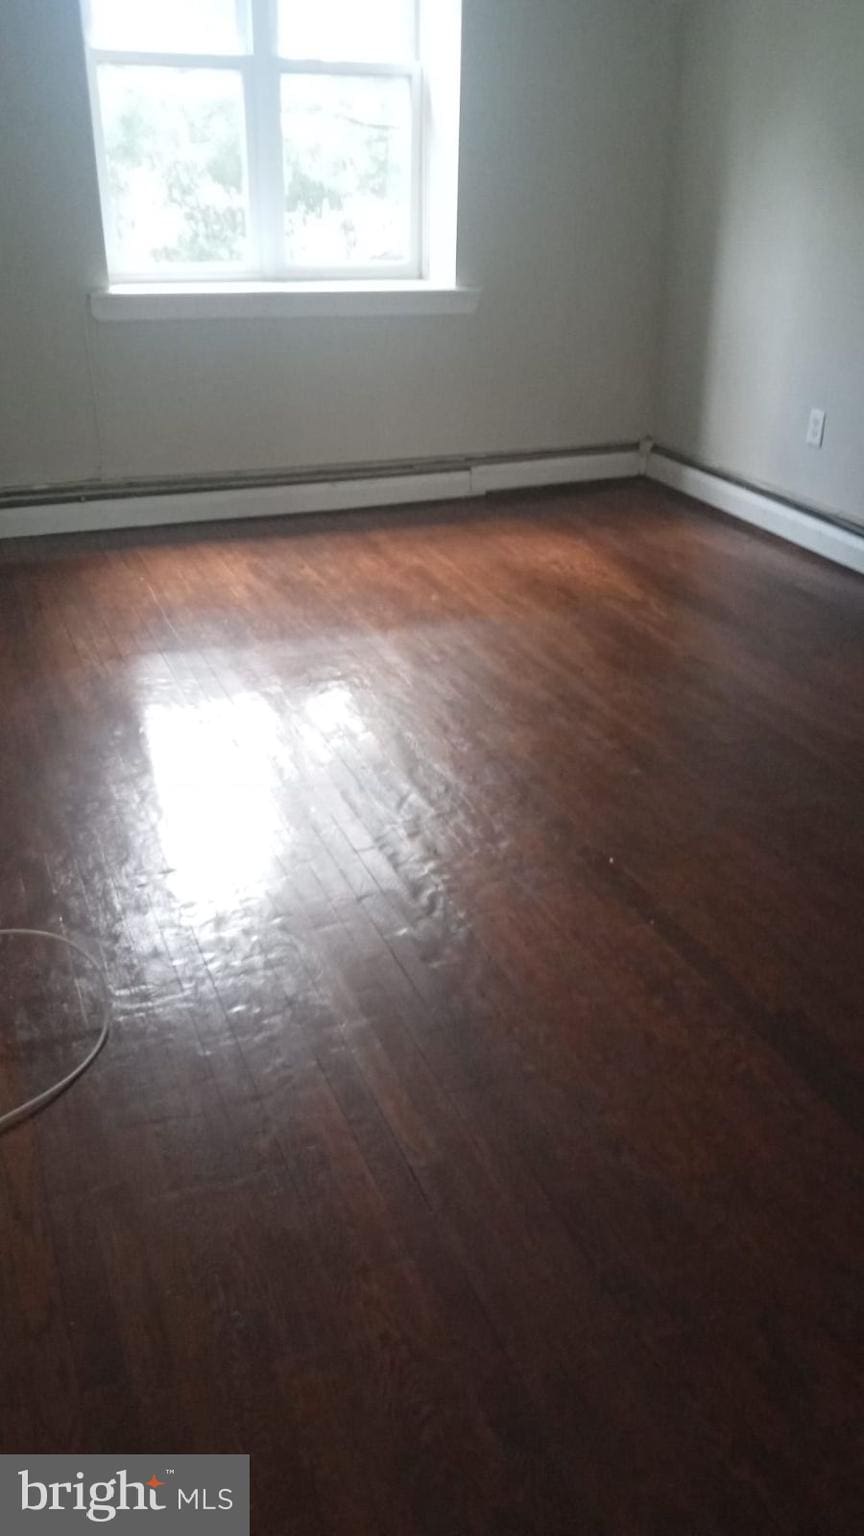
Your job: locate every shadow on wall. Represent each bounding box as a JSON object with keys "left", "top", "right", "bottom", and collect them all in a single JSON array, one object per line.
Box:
[
  {"left": 660, "top": 6, "right": 813, "bottom": 476},
  {"left": 657, "top": 0, "right": 864, "bottom": 526}
]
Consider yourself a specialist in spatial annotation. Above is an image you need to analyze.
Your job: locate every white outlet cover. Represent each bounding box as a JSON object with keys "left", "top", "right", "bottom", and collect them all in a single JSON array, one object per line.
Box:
[{"left": 807, "top": 408, "right": 826, "bottom": 448}]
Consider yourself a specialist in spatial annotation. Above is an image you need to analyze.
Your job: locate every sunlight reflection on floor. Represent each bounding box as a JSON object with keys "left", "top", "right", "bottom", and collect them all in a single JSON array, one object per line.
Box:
[{"left": 143, "top": 693, "right": 285, "bottom": 913}]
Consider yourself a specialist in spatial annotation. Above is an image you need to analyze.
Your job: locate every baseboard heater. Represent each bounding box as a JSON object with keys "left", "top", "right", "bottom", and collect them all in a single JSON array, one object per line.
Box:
[
  {"left": 0, "top": 444, "right": 643, "bottom": 541},
  {"left": 1, "top": 441, "right": 862, "bottom": 580}
]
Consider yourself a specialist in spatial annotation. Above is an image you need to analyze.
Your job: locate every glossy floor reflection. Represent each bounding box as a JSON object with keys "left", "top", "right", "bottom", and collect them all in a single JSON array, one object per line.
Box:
[
  {"left": 143, "top": 691, "right": 286, "bottom": 915},
  {"left": 1, "top": 483, "right": 863, "bottom": 1535}
]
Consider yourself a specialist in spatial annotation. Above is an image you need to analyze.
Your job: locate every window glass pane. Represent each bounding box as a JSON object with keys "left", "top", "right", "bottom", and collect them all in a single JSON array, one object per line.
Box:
[
  {"left": 278, "top": 0, "right": 415, "bottom": 63},
  {"left": 98, "top": 66, "right": 249, "bottom": 272},
  {"left": 282, "top": 75, "right": 413, "bottom": 269},
  {"left": 89, "top": 0, "right": 247, "bottom": 55}
]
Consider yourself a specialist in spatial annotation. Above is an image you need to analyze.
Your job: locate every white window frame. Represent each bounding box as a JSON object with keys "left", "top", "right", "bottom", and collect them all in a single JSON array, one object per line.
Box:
[{"left": 80, "top": 0, "right": 428, "bottom": 285}]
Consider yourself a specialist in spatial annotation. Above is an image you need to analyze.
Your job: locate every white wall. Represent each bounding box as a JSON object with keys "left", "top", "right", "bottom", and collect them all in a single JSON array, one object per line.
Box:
[
  {"left": 0, "top": 0, "right": 679, "bottom": 493},
  {"left": 657, "top": 0, "right": 864, "bottom": 527}
]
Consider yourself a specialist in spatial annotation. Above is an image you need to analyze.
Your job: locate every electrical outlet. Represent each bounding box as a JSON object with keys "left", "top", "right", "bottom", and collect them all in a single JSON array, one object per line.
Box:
[{"left": 806, "top": 408, "right": 826, "bottom": 449}]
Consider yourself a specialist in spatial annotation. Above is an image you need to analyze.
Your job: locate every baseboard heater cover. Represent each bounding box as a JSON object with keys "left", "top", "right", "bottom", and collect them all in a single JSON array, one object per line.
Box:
[
  {"left": 0, "top": 447, "right": 642, "bottom": 540},
  {"left": 5, "top": 444, "right": 860, "bottom": 579}
]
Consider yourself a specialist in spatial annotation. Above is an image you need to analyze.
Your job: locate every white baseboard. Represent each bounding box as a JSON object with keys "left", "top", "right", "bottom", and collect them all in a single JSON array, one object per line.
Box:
[
  {"left": 648, "top": 453, "right": 864, "bottom": 578},
  {"left": 470, "top": 449, "right": 641, "bottom": 495},
  {"left": 0, "top": 450, "right": 639, "bottom": 540}
]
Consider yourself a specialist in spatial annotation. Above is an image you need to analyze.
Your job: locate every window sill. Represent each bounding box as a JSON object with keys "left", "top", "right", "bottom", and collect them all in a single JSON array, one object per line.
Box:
[{"left": 89, "top": 281, "right": 481, "bottom": 322}]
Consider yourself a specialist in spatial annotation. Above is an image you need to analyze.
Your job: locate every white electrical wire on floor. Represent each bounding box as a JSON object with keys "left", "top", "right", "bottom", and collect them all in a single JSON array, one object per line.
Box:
[{"left": 0, "top": 928, "right": 111, "bottom": 1136}]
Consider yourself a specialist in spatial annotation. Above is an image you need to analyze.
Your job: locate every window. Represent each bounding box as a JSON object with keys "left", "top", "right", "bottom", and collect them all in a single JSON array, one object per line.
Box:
[{"left": 80, "top": 1, "right": 461, "bottom": 286}]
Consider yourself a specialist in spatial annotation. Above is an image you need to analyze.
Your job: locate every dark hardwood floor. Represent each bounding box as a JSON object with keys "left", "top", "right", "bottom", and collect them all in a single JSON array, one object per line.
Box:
[{"left": 0, "top": 481, "right": 862, "bottom": 1534}]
